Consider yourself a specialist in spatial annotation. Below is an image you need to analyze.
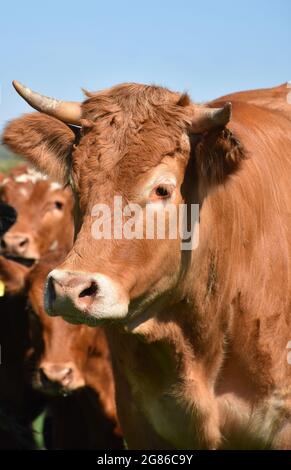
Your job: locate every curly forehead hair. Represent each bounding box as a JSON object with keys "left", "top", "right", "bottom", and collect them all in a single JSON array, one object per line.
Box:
[{"left": 72, "top": 84, "right": 192, "bottom": 177}]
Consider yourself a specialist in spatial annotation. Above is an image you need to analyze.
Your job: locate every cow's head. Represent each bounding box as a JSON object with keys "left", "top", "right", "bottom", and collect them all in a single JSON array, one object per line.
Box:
[
  {"left": 0, "top": 164, "right": 74, "bottom": 294},
  {"left": 3, "top": 81, "right": 244, "bottom": 324},
  {"left": 27, "top": 253, "right": 108, "bottom": 395}
]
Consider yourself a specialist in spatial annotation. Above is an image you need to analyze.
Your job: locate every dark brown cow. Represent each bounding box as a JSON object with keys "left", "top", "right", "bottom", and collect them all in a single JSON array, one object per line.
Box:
[
  {"left": 26, "top": 251, "right": 122, "bottom": 449},
  {"left": 4, "top": 81, "right": 291, "bottom": 449}
]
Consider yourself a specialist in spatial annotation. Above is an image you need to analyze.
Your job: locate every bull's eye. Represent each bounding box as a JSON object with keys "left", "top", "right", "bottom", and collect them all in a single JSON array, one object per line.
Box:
[
  {"left": 54, "top": 201, "right": 64, "bottom": 210},
  {"left": 154, "top": 185, "right": 172, "bottom": 199}
]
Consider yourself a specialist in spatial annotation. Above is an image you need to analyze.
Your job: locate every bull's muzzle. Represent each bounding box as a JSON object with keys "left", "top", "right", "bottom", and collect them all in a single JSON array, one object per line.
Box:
[{"left": 45, "top": 270, "right": 129, "bottom": 324}]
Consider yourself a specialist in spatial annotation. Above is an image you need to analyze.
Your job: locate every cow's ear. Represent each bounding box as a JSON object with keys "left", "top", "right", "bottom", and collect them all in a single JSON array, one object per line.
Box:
[
  {"left": 194, "top": 127, "right": 245, "bottom": 188},
  {"left": 2, "top": 113, "right": 75, "bottom": 184}
]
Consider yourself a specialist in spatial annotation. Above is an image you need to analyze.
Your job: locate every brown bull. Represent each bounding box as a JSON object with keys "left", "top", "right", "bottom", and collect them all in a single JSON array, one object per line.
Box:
[
  {"left": 27, "top": 251, "right": 122, "bottom": 449},
  {"left": 4, "top": 81, "right": 291, "bottom": 449}
]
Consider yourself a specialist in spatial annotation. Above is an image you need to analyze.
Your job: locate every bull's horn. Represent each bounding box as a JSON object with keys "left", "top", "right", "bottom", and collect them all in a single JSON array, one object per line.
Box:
[
  {"left": 12, "top": 80, "right": 82, "bottom": 126},
  {"left": 191, "top": 102, "right": 232, "bottom": 133}
]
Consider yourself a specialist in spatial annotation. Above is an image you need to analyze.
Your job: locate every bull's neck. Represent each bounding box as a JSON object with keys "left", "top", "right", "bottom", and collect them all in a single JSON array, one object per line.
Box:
[{"left": 106, "top": 287, "right": 223, "bottom": 448}]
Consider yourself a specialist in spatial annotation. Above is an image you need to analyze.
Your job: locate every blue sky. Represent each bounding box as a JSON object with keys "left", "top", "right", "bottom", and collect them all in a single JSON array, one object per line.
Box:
[{"left": 1, "top": 0, "right": 290, "bottom": 131}]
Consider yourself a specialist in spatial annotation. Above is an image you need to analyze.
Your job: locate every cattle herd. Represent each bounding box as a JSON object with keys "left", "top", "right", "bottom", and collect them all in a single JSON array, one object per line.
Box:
[
  {"left": 0, "top": 166, "right": 122, "bottom": 449},
  {"left": 0, "top": 80, "right": 290, "bottom": 449}
]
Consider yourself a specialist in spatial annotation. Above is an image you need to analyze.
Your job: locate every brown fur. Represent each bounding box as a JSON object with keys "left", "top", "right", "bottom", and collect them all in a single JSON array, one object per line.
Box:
[
  {"left": 216, "top": 82, "right": 291, "bottom": 121},
  {"left": 27, "top": 252, "right": 122, "bottom": 449},
  {"left": 3, "top": 82, "right": 291, "bottom": 449},
  {"left": 0, "top": 165, "right": 74, "bottom": 293},
  {"left": 0, "top": 165, "right": 74, "bottom": 448},
  {"left": 3, "top": 115, "right": 75, "bottom": 183}
]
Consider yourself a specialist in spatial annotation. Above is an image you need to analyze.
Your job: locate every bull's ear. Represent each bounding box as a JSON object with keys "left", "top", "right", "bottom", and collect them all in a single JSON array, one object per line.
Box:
[
  {"left": 2, "top": 113, "right": 75, "bottom": 184},
  {"left": 194, "top": 127, "right": 245, "bottom": 188}
]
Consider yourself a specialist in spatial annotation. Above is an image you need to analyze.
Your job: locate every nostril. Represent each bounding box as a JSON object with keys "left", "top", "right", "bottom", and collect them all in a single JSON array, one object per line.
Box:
[
  {"left": 48, "top": 277, "right": 56, "bottom": 303},
  {"left": 39, "top": 366, "right": 73, "bottom": 386},
  {"left": 45, "top": 277, "right": 57, "bottom": 315},
  {"left": 39, "top": 368, "right": 50, "bottom": 386},
  {"left": 19, "top": 238, "right": 29, "bottom": 248},
  {"left": 63, "top": 368, "right": 73, "bottom": 380},
  {"left": 79, "top": 281, "right": 98, "bottom": 299}
]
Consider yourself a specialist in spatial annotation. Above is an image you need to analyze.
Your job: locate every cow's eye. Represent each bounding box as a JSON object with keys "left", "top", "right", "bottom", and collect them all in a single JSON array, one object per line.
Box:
[
  {"left": 54, "top": 201, "right": 64, "bottom": 210},
  {"left": 153, "top": 185, "right": 172, "bottom": 200}
]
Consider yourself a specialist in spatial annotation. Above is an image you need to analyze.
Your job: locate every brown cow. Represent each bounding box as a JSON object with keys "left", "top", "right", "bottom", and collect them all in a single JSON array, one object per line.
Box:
[
  {"left": 3, "top": 81, "right": 291, "bottom": 449},
  {"left": 26, "top": 251, "right": 122, "bottom": 449},
  {"left": 0, "top": 165, "right": 74, "bottom": 448},
  {"left": 217, "top": 82, "right": 291, "bottom": 119},
  {"left": 0, "top": 165, "right": 74, "bottom": 294}
]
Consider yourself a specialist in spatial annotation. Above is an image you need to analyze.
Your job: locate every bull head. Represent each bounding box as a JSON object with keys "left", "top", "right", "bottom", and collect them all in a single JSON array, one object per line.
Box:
[{"left": 12, "top": 80, "right": 231, "bottom": 133}]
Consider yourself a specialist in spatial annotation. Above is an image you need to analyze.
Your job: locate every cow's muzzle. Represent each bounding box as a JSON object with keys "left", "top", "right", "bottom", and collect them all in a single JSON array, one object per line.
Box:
[
  {"left": 37, "top": 362, "right": 85, "bottom": 395},
  {"left": 0, "top": 231, "right": 38, "bottom": 266},
  {"left": 45, "top": 270, "right": 129, "bottom": 325}
]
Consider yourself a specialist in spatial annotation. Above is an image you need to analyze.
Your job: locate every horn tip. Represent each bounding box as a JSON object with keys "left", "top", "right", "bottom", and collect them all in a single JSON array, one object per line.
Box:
[
  {"left": 12, "top": 79, "right": 20, "bottom": 88},
  {"left": 225, "top": 101, "right": 232, "bottom": 110},
  {"left": 224, "top": 101, "right": 232, "bottom": 121},
  {"left": 12, "top": 80, "right": 25, "bottom": 94}
]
